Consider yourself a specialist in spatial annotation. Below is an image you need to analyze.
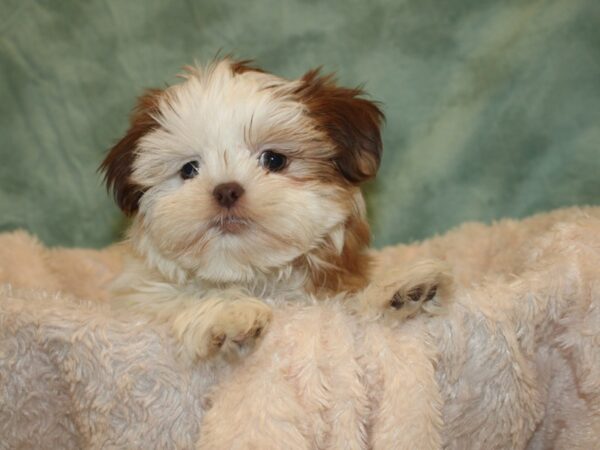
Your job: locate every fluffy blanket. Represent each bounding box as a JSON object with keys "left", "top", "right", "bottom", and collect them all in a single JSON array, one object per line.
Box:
[{"left": 1, "top": 207, "right": 599, "bottom": 449}]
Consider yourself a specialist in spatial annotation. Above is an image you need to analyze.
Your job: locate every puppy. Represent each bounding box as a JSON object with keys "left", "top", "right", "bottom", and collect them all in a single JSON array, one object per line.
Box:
[{"left": 101, "top": 59, "right": 448, "bottom": 364}]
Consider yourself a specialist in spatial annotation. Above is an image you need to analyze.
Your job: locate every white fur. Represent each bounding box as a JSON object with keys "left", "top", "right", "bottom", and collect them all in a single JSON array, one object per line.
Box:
[
  {"left": 130, "top": 61, "right": 347, "bottom": 285},
  {"left": 110, "top": 60, "right": 373, "bottom": 364}
]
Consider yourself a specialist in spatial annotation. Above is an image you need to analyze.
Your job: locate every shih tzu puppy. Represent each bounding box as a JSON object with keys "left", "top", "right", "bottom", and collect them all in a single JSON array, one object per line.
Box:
[{"left": 101, "top": 58, "right": 449, "bottom": 363}]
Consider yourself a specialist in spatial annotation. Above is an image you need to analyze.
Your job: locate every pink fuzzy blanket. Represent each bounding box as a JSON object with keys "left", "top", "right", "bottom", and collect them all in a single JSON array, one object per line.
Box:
[{"left": 1, "top": 207, "right": 599, "bottom": 449}]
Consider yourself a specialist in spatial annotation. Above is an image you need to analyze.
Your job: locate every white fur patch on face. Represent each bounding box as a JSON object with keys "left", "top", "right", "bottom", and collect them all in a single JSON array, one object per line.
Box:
[{"left": 128, "top": 61, "right": 353, "bottom": 283}]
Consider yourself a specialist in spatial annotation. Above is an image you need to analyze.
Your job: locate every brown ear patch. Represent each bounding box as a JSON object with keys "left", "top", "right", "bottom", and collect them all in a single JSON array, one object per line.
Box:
[
  {"left": 99, "top": 89, "right": 163, "bottom": 215},
  {"left": 295, "top": 70, "right": 385, "bottom": 184}
]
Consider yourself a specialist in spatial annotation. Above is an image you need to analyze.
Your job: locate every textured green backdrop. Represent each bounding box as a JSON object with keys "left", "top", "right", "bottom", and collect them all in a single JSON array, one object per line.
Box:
[{"left": 1, "top": 0, "right": 599, "bottom": 249}]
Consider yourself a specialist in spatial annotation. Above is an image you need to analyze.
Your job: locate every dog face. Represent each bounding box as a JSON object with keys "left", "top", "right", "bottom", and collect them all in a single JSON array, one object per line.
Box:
[{"left": 101, "top": 60, "right": 383, "bottom": 283}]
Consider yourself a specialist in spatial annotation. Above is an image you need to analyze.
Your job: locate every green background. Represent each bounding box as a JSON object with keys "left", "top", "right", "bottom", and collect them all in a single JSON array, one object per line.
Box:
[{"left": 1, "top": 0, "right": 598, "bottom": 249}]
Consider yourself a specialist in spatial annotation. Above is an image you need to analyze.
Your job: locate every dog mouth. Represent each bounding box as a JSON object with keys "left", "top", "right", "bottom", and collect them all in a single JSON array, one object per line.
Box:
[{"left": 209, "top": 215, "right": 251, "bottom": 234}]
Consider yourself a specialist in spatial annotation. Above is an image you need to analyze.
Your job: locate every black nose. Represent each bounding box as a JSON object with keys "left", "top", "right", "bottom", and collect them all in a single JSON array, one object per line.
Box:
[{"left": 213, "top": 182, "right": 245, "bottom": 208}]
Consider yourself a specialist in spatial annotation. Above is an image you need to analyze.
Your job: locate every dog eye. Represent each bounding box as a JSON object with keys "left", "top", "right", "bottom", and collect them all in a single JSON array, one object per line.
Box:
[
  {"left": 180, "top": 160, "right": 199, "bottom": 180},
  {"left": 258, "top": 150, "right": 287, "bottom": 172}
]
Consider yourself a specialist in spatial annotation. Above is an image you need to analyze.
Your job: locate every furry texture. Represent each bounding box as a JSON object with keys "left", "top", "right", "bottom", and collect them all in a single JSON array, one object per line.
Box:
[
  {"left": 1, "top": 206, "right": 600, "bottom": 449},
  {"left": 100, "top": 59, "right": 390, "bottom": 364}
]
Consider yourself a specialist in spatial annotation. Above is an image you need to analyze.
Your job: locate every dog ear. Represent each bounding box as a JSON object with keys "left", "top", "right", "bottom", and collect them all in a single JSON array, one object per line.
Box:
[
  {"left": 99, "top": 89, "right": 163, "bottom": 215},
  {"left": 295, "top": 70, "right": 384, "bottom": 184}
]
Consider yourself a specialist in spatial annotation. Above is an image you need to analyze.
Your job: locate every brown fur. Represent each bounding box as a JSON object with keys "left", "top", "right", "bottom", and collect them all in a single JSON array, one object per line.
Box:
[
  {"left": 301, "top": 211, "right": 372, "bottom": 295},
  {"left": 294, "top": 69, "right": 385, "bottom": 184},
  {"left": 100, "top": 61, "right": 383, "bottom": 290},
  {"left": 230, "top": 59, "right": 265, "bottom": 75},
  {"left": 100, "top": 88, "right": 164, "bottom": 215},
  {"left": 98, "top": 59, "right": 393, "bottom": 365},
  {"left": 286, "top": 69, "right": 385, "bottom": 291}
]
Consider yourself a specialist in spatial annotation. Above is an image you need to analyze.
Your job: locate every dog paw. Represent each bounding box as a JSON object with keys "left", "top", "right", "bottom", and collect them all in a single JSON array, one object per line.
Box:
[
  {"left": 208, "top": 300, "right": 273, "bottom": 360},
  {"left": 385, "top": 260, "right": 452, "bottom": 319},
  {"left": 390, "top": 283, "right": 438, "bottom": 308},
  {"left": 173, "top": 298, "right": 273, "bottom": 363},
  {"left": 356, "top": 259, "right": 453, "bottom": 321},
  {"left": 388, "top": 281, "right": 440, "bottom": 316}
]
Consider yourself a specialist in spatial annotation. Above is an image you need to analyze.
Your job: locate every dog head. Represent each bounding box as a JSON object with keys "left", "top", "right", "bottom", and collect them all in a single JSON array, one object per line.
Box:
[{"left": 101, "top": 59, "right": 384, "bottom": 286}]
